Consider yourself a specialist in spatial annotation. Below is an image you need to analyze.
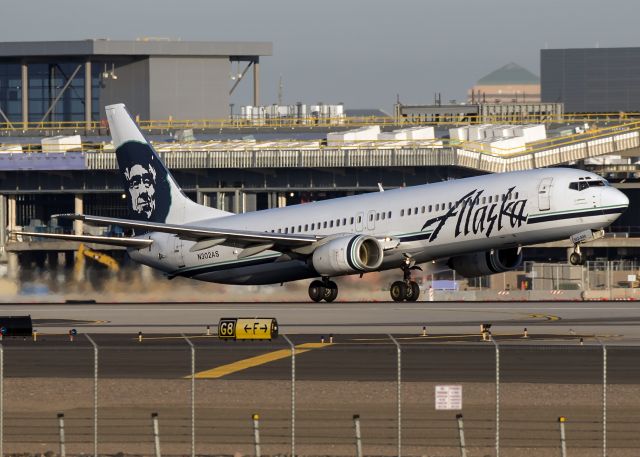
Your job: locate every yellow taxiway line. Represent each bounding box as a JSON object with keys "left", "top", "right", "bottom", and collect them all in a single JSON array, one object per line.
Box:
[{"left": 191, "top": 342, "right": 332, "bottom": 379}]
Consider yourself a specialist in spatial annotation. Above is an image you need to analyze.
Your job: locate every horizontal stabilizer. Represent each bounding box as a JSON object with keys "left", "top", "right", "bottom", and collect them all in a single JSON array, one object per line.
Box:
[{"left": 14, "top": 231, "right": 153, "bottom": 249}]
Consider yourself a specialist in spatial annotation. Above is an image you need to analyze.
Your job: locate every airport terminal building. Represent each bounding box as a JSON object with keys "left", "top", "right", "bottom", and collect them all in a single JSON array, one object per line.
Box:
[
  {"left": 0, "top": 39, "right": 272, "bottom": 123},
  {"left": 541, "top": 47, "right": 640, "bottom": 112}
]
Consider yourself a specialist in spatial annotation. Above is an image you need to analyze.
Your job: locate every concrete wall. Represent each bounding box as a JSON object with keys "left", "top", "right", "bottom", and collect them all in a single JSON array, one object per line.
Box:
[
  {"left": 148, "top": 56, "right": 230, "bottom": 120},
  {"left": 98, "top": 56, "right": 231, "bottom": 120},
  {"left": 99, "top": 58, "right": 150, "bottom": 120}
]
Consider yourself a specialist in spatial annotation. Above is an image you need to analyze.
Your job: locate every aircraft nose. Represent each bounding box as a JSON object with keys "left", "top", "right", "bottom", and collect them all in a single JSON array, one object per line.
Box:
[{"left": 611, "top": 187, "right": 629, "bottom": 208}]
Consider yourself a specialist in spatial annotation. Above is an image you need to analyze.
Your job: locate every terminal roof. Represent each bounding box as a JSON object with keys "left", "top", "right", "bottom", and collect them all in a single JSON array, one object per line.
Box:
[{"left": 0, "top": 39, "right": 272, "bottom": 58}]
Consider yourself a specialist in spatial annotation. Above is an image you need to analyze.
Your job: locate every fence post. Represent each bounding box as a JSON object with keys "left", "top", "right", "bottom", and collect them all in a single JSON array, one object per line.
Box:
[
  {"left": 152, "top": 412, "right": 161, "bottom": 457},
  {"left": 85, "top": 334, "right": 98, "bottom": 457},
  {"left": 456, "top": 414, "right": 467, "bottom": 457},
  {"left": 0, "top": 342, "right": 3, "bottom": 457},
  {"left": 58, "top": 413, "right": 66, "bottom": 457},
  {"left": 558, "top": 416, "right": 567, "bottom": 457},
  {"left": 600, "top": 341, "right": 607, "bottom": 457},
  {"left": 492, "top": 338, "right": 500, "bottom": 457},
  {"left": 388, "top": 334, "right": 402, "bottom": 457},
  {"left": 282, "top": 335, "right": 295, "bottom": 457},
  {"left": 353, "top": 414, "right": 363, "bottom": 457},
  {"left": 252, "top": 413, "right": 261, "bottom": 457},
  {"left": 182, "top": 334, "right": 195, "bottom": 457}
]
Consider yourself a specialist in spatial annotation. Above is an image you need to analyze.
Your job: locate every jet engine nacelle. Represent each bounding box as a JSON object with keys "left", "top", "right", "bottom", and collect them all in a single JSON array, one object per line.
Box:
[
  {"left": 312, "top": 235, "right": 384, "bottom": 276},
  {"left": 448, "top": 247, "right": 523, "bottom": 278}
]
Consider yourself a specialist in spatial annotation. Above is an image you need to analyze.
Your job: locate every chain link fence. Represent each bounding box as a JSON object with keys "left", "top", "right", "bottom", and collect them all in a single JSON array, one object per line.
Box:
[{"left": 0, "top": 334, "right": 638, "bottom": 456}]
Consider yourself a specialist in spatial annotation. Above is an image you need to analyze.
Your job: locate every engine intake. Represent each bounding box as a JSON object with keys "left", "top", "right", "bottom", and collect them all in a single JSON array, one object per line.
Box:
[
  {"left": 312, "top": 235, "right": 384, "bottom": 276},
  {"left": 448, "top": 248, "right": 522, "bottom": 278}
]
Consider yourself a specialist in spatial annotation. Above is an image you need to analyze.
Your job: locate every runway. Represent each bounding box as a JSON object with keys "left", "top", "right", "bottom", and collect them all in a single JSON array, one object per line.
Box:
[
  {"left": 1, "top": 300, "right": 640, "bottom": 339},
  {"left": 0, "top": 300, "right": 637, "bottom": 383}
]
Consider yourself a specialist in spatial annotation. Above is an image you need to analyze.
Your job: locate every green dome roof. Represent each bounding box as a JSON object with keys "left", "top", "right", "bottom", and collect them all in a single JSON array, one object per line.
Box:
[{"left": 477, "top": 62, "right": 539, "bottom": 85}]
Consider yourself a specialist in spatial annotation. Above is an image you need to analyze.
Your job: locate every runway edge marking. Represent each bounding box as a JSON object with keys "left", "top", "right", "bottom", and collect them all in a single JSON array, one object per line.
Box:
[{"left": 189, "top": 342, "right": 332, "bottom": 379}]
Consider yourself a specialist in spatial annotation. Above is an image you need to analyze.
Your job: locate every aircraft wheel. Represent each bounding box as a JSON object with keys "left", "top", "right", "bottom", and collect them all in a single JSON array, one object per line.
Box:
[
  {"left": 308, "top": 280, "right": 325, "bottom": 302},
  {"left": 406, "top": 281, "right": 420, "bottom": 302},
  {"left": 569, "top": 252, "right": 583, "bottom": 266},
  {"left": 323, "top": 281, "right": 338, "bottom": 302},
  {"left": 390, "top": 281, "right": 407, "bottom": 302}
]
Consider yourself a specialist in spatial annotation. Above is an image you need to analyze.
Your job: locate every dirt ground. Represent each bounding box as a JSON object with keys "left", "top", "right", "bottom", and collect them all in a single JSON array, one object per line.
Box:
[{"left": 2, "top": 378, "right": 639, "bottom": 456}]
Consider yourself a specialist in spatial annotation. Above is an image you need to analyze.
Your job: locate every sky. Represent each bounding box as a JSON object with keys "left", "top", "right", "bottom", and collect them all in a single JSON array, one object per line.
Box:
[{"left": 2, "top": 0, "right": 639, "bottom": 112}]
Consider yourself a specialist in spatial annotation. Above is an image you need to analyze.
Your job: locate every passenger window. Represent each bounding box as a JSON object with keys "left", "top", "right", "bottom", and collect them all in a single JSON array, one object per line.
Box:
[
  {"left": 357, "top": 215, "right": 362, "bottom": 223},
  {"left": 414, "top": 207, "right": 418, "bottom": 214},
  {"left": 428, "top": 205, "right": 432, "bottom": 212},
  {"left": 323, "top": 222, "right": 327, "bottom": 228},
  {"left": 435, "top": 204, "right": 439, "bottom": 211},
  {"left": 381, "top": 213, "right": 385, "bottom": 220},
  {"left": 291, "top": 227, "right": 295, "bottom": 233},
  {"left": 298, "top": 225, "right": 301, "bottom": 232},
  {"left": 342, "top": 218, "right": 347, "bottom": 225},
  {"left": 515, "top": 192, "right": 519, "bottom": 199},
  {"left": 285, "top": 228, "right": 288, "bottom": 233},
  {"left": 311, "top": 223, "right": 315, "bottom": 230},
  {"left": 401, "top": 209, "right": 405, "bottom": 217},
  {"left": 408, "top": 208, "right": 412, "bottom": 216},
  {"left": 421, "top": 206, "right": 425, "bottom": 213},
  {"left": 350, "top": 217, "right": 354, "bottom": 224},
  {"left": 329, "top": 221, "right": 334, "bottom": 228},
  {"left": 376, "top": 213, "right": 380, "bottom": 221},
  {"left": 304, "top": 224, "right": 308, "bottom": 231}
]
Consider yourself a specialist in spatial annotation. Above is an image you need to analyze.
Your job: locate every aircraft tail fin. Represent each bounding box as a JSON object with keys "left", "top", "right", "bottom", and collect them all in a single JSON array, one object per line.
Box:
[{"left": 105, "top": 104, "right": 230, "bottom": 224}]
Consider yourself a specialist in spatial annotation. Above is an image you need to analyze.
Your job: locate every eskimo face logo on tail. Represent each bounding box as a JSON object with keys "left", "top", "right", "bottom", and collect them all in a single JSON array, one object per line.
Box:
[
  {"left": 422, "top": 186, "right": 527, "bottom": 242},
  {"left": 117, "top": 141, "right": 171, "bottom": 224}
]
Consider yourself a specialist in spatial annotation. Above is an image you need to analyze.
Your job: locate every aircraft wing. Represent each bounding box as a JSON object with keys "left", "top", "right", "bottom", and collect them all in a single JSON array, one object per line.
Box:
[
  {"left": 56, "top": 213, "right": 320, "bottom": 250},
  {"left": 14, "top": 231, "right": 153, "bottom": 249}
]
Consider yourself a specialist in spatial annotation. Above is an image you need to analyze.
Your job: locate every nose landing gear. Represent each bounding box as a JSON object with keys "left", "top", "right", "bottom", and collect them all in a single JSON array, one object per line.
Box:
[
  {"left": 308, "top": 278, "right": 338, "bottom": 302},
  {"left": 568, "top": 229, "right": 604, "bottom": 265},
  {"left": 390, "top": 256, "right": 421, "bottom": 302},
  {"left": 569, "top": 246, "right": 585, "bottom": 266}
]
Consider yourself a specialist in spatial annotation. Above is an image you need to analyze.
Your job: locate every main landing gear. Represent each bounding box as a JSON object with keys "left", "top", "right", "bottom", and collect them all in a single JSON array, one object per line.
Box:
[
  {"left": 308, "top": 278, "right": 338, "bottom": 302},
  {"left": 569, "top": 245, "right": 585, "bottom": 266},
  {"left": 389, "top": 257, "right": 421, "bottom": 302}
]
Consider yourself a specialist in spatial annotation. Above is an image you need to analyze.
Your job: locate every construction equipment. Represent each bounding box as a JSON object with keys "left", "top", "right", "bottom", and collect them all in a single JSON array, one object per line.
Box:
[{"left": 74, "top": 243, "right": 120, "bottom": 278}]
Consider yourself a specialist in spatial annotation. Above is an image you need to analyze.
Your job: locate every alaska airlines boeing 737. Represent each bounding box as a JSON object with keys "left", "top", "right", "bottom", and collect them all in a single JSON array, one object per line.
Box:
[{"left": 18, "top": 104, "right": 629, "bottom": 302}]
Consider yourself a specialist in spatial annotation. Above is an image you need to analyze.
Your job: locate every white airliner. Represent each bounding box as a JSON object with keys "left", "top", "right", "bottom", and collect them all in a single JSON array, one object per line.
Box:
[{"left": 19, "top": 104, "right": 629, "bottom": 302}]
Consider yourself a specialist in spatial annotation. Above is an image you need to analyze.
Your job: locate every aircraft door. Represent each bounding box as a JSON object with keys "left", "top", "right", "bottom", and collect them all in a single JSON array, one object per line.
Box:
[
  {"left": 537, "top": 177, "right": 553, "bottom": 211},
  {"left": 355, "top": 212, "right": 364, "bottom": 232},
  {"left": 173, "top": 235, "right": 185, "bottom": 268},
  {"left": 367, "top": 210, "right": 376, "bottom": 231}
]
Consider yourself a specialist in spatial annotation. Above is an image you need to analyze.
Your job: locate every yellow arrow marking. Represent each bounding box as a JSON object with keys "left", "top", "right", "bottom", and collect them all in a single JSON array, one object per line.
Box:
[
  {"left": 190, "top": 342, "right": 332, "bottom": 379},
  {"left": 528, "top": 314, "right": 561, "bottom": 321}
]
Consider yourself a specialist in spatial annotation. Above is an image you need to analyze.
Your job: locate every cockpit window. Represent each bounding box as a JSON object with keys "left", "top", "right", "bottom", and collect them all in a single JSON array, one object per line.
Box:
[{"left": 569, "top": 179, "right": 606, "bottom": 191}]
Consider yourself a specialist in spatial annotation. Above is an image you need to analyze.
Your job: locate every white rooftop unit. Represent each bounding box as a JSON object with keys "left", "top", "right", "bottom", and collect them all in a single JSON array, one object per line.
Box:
[
  {"left": 468, "top": 124, "right": 493, "bottom": 141},
  {"left": 484, "top": 136, "right": 526, "bottom": 154},
  {"left": 449, "top": 126, "right": 469, "bottom": 141},
  {"left": 492, "top": 125, "right": 517, "bottom": 138},
  {"left": 514, "top": 124, "right": 547, "bottom": 143},
  {"left": 403, "top": 126, "right": 435, "bottom": 140},
  {"left": 378, "top": 130, "right": 409, "bottom": 141},
  {"left": 41, "top": 135, "right": 82, "bottom": 153}
]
